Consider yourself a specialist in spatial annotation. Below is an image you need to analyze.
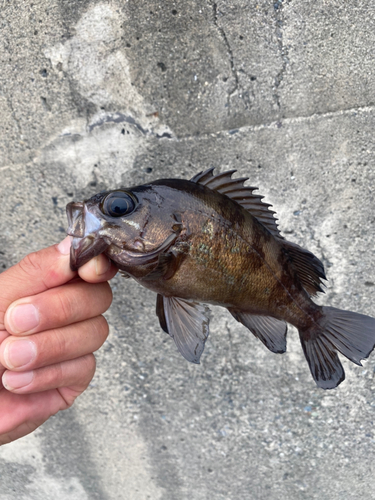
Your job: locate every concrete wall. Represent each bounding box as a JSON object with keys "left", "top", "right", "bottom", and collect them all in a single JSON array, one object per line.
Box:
[{"left": 1, "top": 1, "right": 375, "bottom": 499}]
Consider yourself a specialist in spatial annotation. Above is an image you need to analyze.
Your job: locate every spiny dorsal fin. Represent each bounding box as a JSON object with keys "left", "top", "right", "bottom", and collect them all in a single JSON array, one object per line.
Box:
[
  {"left": 190, "top": 167, "right": 215, "bottom": 184},
  {"left": 190, "top": 168, "right": 280, "bottom": 238}
]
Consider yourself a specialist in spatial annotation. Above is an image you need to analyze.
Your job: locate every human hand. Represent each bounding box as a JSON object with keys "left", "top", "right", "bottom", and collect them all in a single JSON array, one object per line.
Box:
[{"left": 0, "top": 237, "right": 118, "bottom": 445}]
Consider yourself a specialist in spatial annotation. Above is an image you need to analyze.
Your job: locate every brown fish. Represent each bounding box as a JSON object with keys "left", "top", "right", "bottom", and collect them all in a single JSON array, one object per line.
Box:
[{"left": 66, "top": 169, "right": 375, "bottom": 389}]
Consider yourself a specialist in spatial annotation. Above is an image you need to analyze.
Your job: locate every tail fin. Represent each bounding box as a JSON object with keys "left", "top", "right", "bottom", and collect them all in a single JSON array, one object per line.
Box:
[{"left": 299, "top": 306, "right": 375, "bottom": 389}]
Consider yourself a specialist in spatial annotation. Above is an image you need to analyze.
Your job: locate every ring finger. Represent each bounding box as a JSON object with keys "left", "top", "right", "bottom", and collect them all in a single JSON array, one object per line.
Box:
[{"left": 2, "top": 353, "right": 96, "bottom": 395}]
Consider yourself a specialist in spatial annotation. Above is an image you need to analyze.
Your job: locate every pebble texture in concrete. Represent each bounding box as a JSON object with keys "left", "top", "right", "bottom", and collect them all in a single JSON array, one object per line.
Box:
[{"left": 1, "top": 1, "right": 375, "bottom": 499}]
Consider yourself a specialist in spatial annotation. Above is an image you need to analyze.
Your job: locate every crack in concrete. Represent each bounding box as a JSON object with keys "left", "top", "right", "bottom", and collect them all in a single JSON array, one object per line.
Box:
[
  {"left": 208, "top": 0, "right": 239, "bottom": 108},
  {"left": 273, "top": 0, "right": 289, "bottom": 114},
  {"left": 1, "top": 104, "right": 374, "bottom": 171},
  {"left": 177, "top": 104, "right": 375, "bottom": 141},
  {"left": 87, "top": 112, "right": 173, "bottom": 139},
  {"left": 89, "top": 113, "right": 148, "bottom": 134}
]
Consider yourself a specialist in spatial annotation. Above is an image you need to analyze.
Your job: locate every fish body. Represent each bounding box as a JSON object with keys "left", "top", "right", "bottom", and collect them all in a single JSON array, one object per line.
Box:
[
  {"left": 134, "top": 179, "right": 314, "bottom": 325},
  {"left": 66, "top": 169, "right": 375, "bottom": 389}
]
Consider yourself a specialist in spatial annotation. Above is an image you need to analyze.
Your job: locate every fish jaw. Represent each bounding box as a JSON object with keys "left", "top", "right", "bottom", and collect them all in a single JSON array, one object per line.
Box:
[
  {"left": 66, "top": 201, "right": 110, "bottom": 271},
  {"left": 69, "top": 234, "right": 110, "bottom": 271}
]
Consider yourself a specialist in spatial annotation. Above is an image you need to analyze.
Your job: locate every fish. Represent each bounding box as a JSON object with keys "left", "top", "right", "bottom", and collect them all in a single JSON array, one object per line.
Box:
[{"left": 66, "top": 168, "right": 375, "bottom": 389}]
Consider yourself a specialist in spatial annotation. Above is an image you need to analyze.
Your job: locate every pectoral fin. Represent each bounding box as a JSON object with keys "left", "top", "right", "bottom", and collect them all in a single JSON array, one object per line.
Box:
[
  {"left": 143, "top": 250, "right": 186, "bottom": 281},
  {"left": 156, "top": 294, "right": 168, "bottom": 333},
  {"left": 228, "top": 309, "right": 287, "bottom": 353},
  {"left": 156, "top": 295, "right": 210, "bottom": 363}
]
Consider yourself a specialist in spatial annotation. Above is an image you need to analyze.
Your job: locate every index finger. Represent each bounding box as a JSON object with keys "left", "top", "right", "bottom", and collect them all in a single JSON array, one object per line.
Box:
[{"left": 0, "top": 238, "right": 75, "bottom": 330}]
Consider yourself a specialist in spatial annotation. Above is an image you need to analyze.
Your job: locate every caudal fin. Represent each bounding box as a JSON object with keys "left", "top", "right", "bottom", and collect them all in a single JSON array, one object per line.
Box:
[{"left": 299, "top": 306, "right": 375, "bottom": 389}]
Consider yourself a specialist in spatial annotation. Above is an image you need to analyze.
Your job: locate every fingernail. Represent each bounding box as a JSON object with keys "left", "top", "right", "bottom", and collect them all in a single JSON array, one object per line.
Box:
[
  {"left": 3, "top": 370, "right": 34, "bottom": 390},
  {"left": 57, "top": 236, "right": 71, "bottom": 255},
  {"left": 3, "top": 340, "right": 37, "bottom": 369},
  {"left": 6, "top": 304, "right": 40, "bottom": 334},
  {"left": 95, "top": 255, "right": 111, "bottom": 276}
]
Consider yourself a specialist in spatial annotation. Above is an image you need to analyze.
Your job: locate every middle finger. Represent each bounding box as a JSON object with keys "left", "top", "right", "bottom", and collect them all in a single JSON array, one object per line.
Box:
[
  {"left": 0, "top": 315, "right": 108, "bottom": 371},
  {"left": 4, "top": 281, "right": 112, "bottom": 335}
]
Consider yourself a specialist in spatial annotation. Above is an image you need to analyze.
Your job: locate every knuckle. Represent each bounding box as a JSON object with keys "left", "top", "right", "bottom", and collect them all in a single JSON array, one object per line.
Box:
[
  {"left": 56, "top": 291, "right": 75, "bottom": 323},
  {"left": 52, "top": 328, "right": 68, "bottom": 358},
  {"left": 54, "top": 361, "right": 64, "bottom": 382},
  {"left": 18, "top": 252, "right": 43, "bottom": 278}
]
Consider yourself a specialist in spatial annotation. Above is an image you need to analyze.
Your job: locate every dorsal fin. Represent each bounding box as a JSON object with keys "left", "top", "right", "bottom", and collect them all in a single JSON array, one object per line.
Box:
[
  {"left": 282, "top": 241, "right": 327, "bottom": 296},
  {"left": 190, "top": 168, "right": 280, "bottom": 237}
]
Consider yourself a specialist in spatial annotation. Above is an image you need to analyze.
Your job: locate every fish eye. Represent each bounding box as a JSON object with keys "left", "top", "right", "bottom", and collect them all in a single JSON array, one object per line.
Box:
[{"left": 101, "top": 191, "right": 137, "bottom": 217}]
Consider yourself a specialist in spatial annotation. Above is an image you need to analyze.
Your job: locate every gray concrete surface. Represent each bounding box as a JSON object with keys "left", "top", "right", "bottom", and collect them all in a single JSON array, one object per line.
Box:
[{"left": 1, "top": 1, "right": 375, "bottom": 499}]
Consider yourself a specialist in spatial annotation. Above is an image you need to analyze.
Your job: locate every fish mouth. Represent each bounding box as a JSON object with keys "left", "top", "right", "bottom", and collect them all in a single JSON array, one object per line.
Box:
[
  {"left": 69, "top": 234, "right": 110, "bottom": 271},
  {"left": 66, "top": 201, "right": 110, "bottom": 271}
]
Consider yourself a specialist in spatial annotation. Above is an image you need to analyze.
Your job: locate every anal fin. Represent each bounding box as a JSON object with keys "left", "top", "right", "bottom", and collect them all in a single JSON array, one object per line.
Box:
[
  {"left": 228, "top": 309, "right": 287, "bottom": 354},
  {"left": 156, "top": 296, "right": 210, "bottom": 363}
]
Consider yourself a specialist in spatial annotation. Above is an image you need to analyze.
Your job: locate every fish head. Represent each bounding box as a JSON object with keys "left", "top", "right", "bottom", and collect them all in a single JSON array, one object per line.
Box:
[{"left": 66, "top": 185, "right": 183, "bottom": 276}]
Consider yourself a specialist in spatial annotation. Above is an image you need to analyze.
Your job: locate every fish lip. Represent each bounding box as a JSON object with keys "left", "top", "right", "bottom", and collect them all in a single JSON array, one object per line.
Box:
[
  {"left": 66, "top": 202, "right": 85, "bottom": 238},
  {"left": 66, "top": 202, "right": 103, "bottom": 238},
  {"left": 66, "top": 202, "right": 110, "bottom": 271},
  {"left": 69, "top": 235, "right": 110, "bottom": 271}
]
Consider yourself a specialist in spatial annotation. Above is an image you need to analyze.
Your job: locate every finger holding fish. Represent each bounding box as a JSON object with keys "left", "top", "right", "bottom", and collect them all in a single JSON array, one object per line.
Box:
[
  {"left": 77, "top": 254, "right": 118, "bottom": 283},
  {"left": 0, "top": 238, "right": 117, "bottom": 443}
]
